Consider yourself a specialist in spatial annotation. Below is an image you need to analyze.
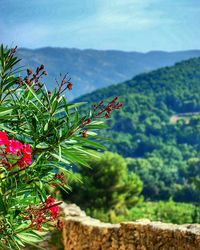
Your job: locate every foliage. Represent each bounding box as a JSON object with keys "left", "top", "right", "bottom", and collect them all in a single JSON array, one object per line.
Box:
[
  {"left": 0, "top": 45, "right": 121, "bottom": 249},
  {"left": 75, "top": 57, "right": 200, "bottom": 202},
  {"left": 66, "top": 151, "right": 143, "bottom": 212},
  {"left": 87, "top": 200, "right": 200, "bottom": 225}
]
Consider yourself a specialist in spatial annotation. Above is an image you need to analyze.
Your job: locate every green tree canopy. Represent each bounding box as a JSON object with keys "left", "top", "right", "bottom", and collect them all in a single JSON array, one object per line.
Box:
[
  {"left": 75, "top": 57, "right": 200, "bottom": 202},
  {"left": 67, "top": 152, "right": 143, "bottom": 211}
]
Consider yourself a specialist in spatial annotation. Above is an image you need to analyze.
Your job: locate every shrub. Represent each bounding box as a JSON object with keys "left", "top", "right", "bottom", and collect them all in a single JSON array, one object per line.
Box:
[
  {"left": 67, "top": 151, "right": 143, "bottom": 212},
  {"left": 86, "top": 200, "right": 199, "bottom": 224},
  {"left": 0, "top": 45, "right": 121, "bottom": 249}
]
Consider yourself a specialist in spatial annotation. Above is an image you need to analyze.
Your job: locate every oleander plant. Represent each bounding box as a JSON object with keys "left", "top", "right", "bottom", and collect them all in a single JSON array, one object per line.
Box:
[{"left": 0, "top": 45, "right": 122, "bottom": 249}]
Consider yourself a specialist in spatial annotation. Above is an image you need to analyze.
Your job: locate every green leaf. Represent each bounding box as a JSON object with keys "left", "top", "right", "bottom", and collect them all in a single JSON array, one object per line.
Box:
[
  {"left": 0, "top": 125, "right": 17, "bottom": 134},
  {"left": 17, "top": 232, "right": 43, "bottom": 243},
  {"left": 67, "top": 102, "right": 87, "bottom": 109},
  {"left": 0, "top": 106, "right": 13, "bottom": 116},
  {"left": 85, "top": 121, "right": 109, "bottom": 129},
  {"left": 25, "top": 83, "right": 47, "bottom": 110},
  {"left": 50, "top": 152, "right": 70, "bottom": 164},
  {"left": 76, "top": 137, "right": 107, "bottom": 150},
  {"left": 35, "top": 142, "right": 50, "bottom": 149}
]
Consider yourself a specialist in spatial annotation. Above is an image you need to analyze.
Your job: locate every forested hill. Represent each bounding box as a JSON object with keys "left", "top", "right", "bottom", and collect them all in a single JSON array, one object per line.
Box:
[
  {"left": 76, "top": 57, "right": 200, "bottom": 202},
  {"left": 17, "top": 47, "right": 200, "bottom": 99},
  {"left": 76, "top": 57, "right": 200, "bottom": 109}
]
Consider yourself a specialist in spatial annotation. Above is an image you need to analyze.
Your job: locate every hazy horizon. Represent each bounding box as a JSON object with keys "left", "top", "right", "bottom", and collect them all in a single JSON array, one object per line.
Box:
[{"left": 18, "top": 46, "right": 200, "bottom": 53}]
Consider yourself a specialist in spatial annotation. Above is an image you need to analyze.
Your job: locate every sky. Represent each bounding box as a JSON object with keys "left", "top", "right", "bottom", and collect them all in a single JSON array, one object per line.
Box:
[{"left": 0, "top": 0, "right": 200, "bottom": 52}]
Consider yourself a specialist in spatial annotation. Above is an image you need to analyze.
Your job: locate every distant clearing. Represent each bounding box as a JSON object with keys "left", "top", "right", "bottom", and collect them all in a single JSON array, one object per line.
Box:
[{"left": 170, "top": 112, "right": 200, "bottom": 124}]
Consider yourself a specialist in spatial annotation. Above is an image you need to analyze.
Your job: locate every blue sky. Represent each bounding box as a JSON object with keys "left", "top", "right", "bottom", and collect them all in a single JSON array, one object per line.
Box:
[{"left": 1, "top": 0, "right": 200, "bottom": 51}]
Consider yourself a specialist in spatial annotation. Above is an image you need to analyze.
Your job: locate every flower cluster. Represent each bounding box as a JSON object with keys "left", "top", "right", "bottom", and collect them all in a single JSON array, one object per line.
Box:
[
  {"left": 16, "top": 64, "right": 47, "bottom": 91},
  {"left": 24, "top": 196, "right": 62, "bottom": 231},
  {"left": 56, "top": 74, "right": 73, "bottom": 98},
  {"left": 93, "top": 96, "right": 122, "bottom": 118},
  {"left": 70, "top": 97, "right": 122, "bottom": 139},
  {"left": 45, "top": 196, "right": 59, "bottom": 219},
  {"left": 26, "top": 64, "right": 47, "bottom": 84},
  {"left": 46, "top": 74, "right": 73, "bottom": 98},
  {"left": 0, "top": 131, "right": 32, "bottom": 170}
]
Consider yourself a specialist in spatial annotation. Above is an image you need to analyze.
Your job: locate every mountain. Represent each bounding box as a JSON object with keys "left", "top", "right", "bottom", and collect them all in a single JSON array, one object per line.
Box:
[
  {"left": 75, "top": 57, "right": 200, "bottom": 202},
  {"left": 17, "top": 47, "right": 200, "bottom": 100}
]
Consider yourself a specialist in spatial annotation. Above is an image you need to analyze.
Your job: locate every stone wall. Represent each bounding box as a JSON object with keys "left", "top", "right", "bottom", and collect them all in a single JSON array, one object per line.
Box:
[{"left": 62, "top": 204, "right": 200, "bottom": 250}]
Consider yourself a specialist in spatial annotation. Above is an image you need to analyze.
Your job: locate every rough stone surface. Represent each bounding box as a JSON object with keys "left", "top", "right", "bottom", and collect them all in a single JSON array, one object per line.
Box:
[{"left": 62, "top": 203, "right": 200, "bottom": 250}]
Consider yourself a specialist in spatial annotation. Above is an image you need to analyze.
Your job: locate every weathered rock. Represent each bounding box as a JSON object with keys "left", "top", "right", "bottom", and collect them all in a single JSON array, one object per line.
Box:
[{"left": 62, "top": 203, "right": 200, "bottom": 250}]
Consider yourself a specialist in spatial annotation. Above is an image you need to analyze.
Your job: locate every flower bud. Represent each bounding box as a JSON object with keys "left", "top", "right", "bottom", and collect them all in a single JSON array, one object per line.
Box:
[
  {"left": 27, "top": 68, "right": 32, "bottom": 75},
  {"left": 40, "top": 64, "right": 44, "bottom": 70},
  {"left": 82, "top": 131, "right": 87, "bottom": 138},
  {"left": 67, "top": 82, "right": 73, "bottom": 90},
  {"left": 25, "top": 77, "right": 30, "bottom": 85}
]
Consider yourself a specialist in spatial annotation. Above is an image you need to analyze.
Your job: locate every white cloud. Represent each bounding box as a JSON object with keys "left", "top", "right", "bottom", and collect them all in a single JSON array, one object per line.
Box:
[
  {"left": 66, "top": 0, "right": 175, "bottom": 38},
  {"left": 94, "top": 0, "right": 161, "bottom": 29}
]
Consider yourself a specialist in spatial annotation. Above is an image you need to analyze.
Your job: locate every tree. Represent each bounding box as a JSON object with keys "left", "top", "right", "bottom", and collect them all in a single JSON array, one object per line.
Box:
[{"left": 67, "top": 152, "right": 143, "bottom": 212}]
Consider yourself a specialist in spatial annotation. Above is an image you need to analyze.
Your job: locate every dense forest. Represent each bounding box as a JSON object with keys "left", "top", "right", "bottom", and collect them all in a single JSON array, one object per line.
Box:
[{"left": 74, "top": 57, "right": 200, "bottom": 203}]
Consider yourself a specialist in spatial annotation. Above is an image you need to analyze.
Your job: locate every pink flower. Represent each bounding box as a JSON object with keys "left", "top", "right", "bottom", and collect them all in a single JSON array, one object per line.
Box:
[
  {"left": 6, "top": 139, "right": 23, "bottom": 154},
  {"left": 0, "top": 131, "right": 32, "bottom": 169}
]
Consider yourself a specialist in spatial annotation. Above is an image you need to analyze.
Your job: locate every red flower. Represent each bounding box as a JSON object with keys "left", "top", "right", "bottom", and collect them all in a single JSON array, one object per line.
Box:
[
  {"left": 22, "top": 144, "right": 32, "bottom": 164},
  {"left": 46, "top": 196, "right": 55, "bottom": 204},
  {"left": 23, "top": 154, "right": 32, "bottom": 164},
  {"left": 49, "top": 205, "right": 59, "bottom": 219},
  {"left": 22, "top": 144, "right": 31, "bottom": 154},
  {"left": 17, "top": 159, "right": 26, "bottom": 169},
  {"left": 45, "top": 196, "right": 59, "bottom": 219},
  {"left": 0, "top": 132, "right": 9, "bottom": 146}
]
